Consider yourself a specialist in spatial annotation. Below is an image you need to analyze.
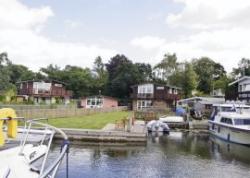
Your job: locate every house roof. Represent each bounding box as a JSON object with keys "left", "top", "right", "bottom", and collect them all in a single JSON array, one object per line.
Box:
[
  {"left": 82, "top": 95, "right": 118, "bottom": 101},
  {"left": 229, "top": 76, "right": 250, "bottom": 86},
  {"left": 178, "top": 97, "right": 225, "bottom": 104},
  {"left": 130, "top": 83, "right": 182, "bottom": 90},
  {"left": 16, "top": 79, "right": 67, "bottom": 85}
]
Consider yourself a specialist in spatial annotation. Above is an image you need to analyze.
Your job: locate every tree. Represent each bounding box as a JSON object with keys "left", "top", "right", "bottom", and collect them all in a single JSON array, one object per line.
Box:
[
  {"left": 92, "top": 56, "right": 108, "bottom": 94},
  {"left": 182, "top": 63, "right": 197, "bottom": 98},
  {"left": 40, "top": 64, "right": 62, "bottom": 80},
  {"left": 232, "top": 58, "right": 250, "bottom": 78},
  {"left": 192, "top": 57, "right": 226, "bottom": 94},
  {"left": 0, "top": 52, "right": 14, "bottom": 94},
  {"left": 154, "top": 53, "right": 178, "bottom": 81},
  {"left": 62, "top": 65, "right": 94, "bottom": 98},
  {"left": 8, "top": 64, "right": 35, "bottom": 83},
  {"left": 134, "top": 63, "right": 152, "bottom": 82},
  {"left": 105, "top": 54, "right": 146, "bottom": 101}
]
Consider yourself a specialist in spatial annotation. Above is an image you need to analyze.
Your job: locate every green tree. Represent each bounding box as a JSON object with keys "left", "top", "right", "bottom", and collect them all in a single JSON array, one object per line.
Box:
[
  {"left": 192, "top": 57, "right": 226, "bottom": 94},
  {"left": 154, "top": 53, "right": 178, "bottom": 81},
  {"left": 0, "top": 52, "right": 14, "bottom": 94},
  {"left": 8, "top": 64, "right": 35, "bottom": 83},
  {"left": 182, "top": 63, "right": 197, "bottom": 98},
  {"left": 232, "top": 58, "right": 250, "bottom": 77},
  {"left": 40, "top": 64, "right": 62, "bottom": 80},
  {"left": 105, "top": 54, "right": 147, "bottom": 102},
  {"left": 92, "top": 56, "right": 108, "bottom": 94}
]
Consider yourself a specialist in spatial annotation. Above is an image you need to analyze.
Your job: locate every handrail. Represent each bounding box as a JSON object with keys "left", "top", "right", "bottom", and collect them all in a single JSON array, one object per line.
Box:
[
  {"left": 26, "top": 119, "right": 68, "bottom": 140},
  {"left": 20, "top": 118, "right": 69, "bottom": 178},
  {"left": 39, "top": 144, "right": 69, "bottom": 178}
]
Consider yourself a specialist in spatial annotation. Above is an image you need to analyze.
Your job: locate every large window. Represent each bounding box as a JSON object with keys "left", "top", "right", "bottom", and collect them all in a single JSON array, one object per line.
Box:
[
  {"left": 137, "top": 100, "right": 152, "bottom": 110},
  {"left": 86, "top": 96, "right": 103, "bottom": 108},
  {"left": 33, "top": 82, "right": 51, "bottom": 94},
  {"left": 138, "top": 84, "right": 153, "bottom": 94},
  {"left": 234, "top": 119, "right": 250, "bottom": 125}
]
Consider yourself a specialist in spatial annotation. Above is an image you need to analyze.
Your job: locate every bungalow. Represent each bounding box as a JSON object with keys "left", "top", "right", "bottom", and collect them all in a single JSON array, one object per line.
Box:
[
  {"left": 79, "top": 95, "right": 118, "bottom": 109},
  {"left": 130, "top": 83, "right": 181, "bottom": 110},
  {"left": 228, "top": 76, "right": 250, "bottom": 103},
  {"left": 16, "top": 79, "right": 72, "bottom": 104}
]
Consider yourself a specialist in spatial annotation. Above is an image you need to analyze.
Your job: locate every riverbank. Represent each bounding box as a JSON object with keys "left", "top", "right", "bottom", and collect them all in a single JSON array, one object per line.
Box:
[{"left": 46, "top": 111, "right": 130, "bottom": 129}]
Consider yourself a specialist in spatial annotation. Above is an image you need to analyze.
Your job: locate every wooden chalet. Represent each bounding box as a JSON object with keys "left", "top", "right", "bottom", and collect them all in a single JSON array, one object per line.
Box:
[
  {"left": 16, "top": 79, "right": 72, "bottom": 104},
  {"left": 130, "top": 83, "right": 181, "bottom": 110}
]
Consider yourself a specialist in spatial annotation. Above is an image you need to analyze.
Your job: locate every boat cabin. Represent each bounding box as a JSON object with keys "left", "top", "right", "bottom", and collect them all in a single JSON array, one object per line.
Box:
[
  {"left": 211, "top": 112, "right": 250, "bottom": 127},
  {"left": 210, "top": 104, "right": 250, "bottom": 121}
]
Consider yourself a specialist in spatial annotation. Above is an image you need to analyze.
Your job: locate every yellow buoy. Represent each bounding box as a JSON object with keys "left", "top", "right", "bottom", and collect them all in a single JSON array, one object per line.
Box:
[{"left": 0, "top": 108, "right": 18, "bottom": 146}]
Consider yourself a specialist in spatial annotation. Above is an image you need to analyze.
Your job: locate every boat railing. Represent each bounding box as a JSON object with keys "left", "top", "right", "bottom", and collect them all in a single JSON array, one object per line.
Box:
[{"left": 19, "top": 118, "right": 69, "bottom": 178}]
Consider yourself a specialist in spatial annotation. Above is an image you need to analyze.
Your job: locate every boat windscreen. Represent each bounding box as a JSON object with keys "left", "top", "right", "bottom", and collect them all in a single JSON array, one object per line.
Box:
[{"left": 234, "top": 119, "right": 250, "bottom": 125}]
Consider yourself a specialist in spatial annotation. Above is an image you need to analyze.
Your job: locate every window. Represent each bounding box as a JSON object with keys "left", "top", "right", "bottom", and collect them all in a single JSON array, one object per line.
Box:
[
  {"left": 220, "top": 117, "right": 233, "bottom": 125},
  {"left": 86, "top": 96, "right": 103, "bottom": 108},
  {"left": 244, "top": 84, "right": 250, "bottom": 91},
  {"left": 138, "top": 84, "right": 153, "bottom": 94},
  {"left": 137, "top": 100, "right": 152, "bottom": 110},
  {"left": 33, "top": 82, "right": 51, "bottom": 94},
  {"left": 234, "top": 119, "right": 250, "bottom": 125}
]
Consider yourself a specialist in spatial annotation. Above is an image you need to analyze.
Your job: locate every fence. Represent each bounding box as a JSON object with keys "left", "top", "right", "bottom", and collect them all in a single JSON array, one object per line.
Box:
[{"left": 0, "top": 105, "right": 127, "bottom": 119}]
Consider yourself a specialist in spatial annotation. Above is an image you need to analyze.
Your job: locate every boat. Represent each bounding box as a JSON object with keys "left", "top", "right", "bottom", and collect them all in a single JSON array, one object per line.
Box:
[
  {"left": 208, "top": 103, "right": 250, "bottom": 145},
  {"left": 0, "top": 108, "right": 69, "bottom": 178},
  {"left": 146, "top": 120, "right": 170, "bottom": 134}
]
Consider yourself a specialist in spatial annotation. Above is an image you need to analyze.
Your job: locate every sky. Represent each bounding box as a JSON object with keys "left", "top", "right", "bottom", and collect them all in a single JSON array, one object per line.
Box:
[{"left": 0, "top": 0, "right": 250, "bottom": 72}]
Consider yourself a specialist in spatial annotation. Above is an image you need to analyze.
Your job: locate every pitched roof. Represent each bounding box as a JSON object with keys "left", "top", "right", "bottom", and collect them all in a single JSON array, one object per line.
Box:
[
  {"left": 178, "top": 97, "right": 225, "bottom": 104},
  {"left": 130, "top": 83, "right": 182, "bottom": 90},
  {"left": 16, "top": 79, "right": 67, "bottom": 85},
  {"left": 229, "top": 76, "right": 250, "bottom": 86}
]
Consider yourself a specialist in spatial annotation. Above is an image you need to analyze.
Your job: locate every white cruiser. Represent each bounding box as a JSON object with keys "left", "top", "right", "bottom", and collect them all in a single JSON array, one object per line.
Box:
[
  {"left": 209, "top": 104, "right": 250, "bottom": 145},
  {"left": 0, "top": 108, "right": 69, "bottom": 178}
]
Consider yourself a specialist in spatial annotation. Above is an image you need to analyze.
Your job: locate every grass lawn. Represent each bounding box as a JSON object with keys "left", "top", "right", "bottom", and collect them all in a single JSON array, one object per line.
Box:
[{"left": 45, "top": 111, "right": 131, "bottom": 129}]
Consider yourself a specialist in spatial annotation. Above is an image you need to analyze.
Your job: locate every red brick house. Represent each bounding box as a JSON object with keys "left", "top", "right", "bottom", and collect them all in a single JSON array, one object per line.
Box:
[
  {"left": 130, "top": 83, "right": 181, "bottom": 110},
  {"left": 79, "top": 95, "right": 118, "bottom": 109},
  {"left": 16, "top": 80, "right": 72, "bottom": 104}
]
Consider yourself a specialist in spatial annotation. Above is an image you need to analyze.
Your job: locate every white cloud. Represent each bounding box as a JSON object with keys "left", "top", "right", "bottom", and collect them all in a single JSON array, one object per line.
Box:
[
  {"left": 64, "top": 19, "right": 81, "bottom": 29},
  {"left": 130, "top": 36, "right": 166, "bottom": 50},
  {"left": 0, "top": 0, "right": 116, "bottom": 71},
  {"left": 166, "top": 0, "right": 250, "bottom": 30},
  {"left": 131, "top": 0, "right": 250, "bottom": 72}
]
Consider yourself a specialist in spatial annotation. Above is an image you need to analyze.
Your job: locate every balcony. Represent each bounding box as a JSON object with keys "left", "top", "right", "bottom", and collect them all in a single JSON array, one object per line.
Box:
[{"left": 130, "top": 93, "right": 154, "bottom": 99}]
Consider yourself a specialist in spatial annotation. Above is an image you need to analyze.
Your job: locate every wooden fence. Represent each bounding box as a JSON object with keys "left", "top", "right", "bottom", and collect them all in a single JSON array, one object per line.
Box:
[{"left": 0, "top": 105, "right": 127, "bottom": 119}]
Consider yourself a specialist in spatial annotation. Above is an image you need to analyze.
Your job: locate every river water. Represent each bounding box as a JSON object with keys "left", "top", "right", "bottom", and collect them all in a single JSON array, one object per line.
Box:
[{"left": 51, "top": 132, "right": 250, "bottom": 178}]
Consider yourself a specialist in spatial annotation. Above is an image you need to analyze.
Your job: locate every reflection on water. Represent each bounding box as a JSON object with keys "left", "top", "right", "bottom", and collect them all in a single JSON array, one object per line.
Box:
[{"left": 50, "top": 132, "right": 250, "bottom": 178}]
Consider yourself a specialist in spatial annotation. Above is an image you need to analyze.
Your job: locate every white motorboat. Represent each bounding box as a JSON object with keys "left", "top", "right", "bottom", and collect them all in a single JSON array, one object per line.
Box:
[
  {"left": 0, "top": 108, "right": 69, "bottom": 178},
  {"left": 146, "top": 120, "right": 170, "bottom": 134},
  {"left": 209, "top": 103, "right": 250, "bottom": 145},
  {"left": 159, "top": 116, "right": 184, "bottom": 123}
]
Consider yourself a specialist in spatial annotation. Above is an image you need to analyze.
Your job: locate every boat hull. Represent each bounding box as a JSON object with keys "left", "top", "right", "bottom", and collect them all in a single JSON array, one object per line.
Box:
[{"left": 209, "top": 121, "right": 250, "bottom": 145}]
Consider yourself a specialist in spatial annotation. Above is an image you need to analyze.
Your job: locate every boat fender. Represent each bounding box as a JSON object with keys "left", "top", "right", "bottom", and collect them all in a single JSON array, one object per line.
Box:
[{"left": 0, "top": 108, "right": 17, "bottom": 146}]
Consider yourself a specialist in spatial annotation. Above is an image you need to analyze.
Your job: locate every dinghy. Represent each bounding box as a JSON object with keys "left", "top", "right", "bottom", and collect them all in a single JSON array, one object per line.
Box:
[{"left": 146, "top": 120, "right": 170, "bottom": 134}]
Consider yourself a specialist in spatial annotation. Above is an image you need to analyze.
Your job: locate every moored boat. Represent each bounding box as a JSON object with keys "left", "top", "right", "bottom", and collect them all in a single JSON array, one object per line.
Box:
[
  {"left": 209, "top": 103, "right": 250, "bottom": 145},
  {"left": 0, "top": 108, "right": 69, "bottom": 178},
  {"left": 146, "top": 120, "right": 170, "bottom": 134}
]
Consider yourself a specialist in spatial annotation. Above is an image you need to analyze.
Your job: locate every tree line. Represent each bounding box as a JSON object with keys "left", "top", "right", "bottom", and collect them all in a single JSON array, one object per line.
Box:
[{"left": 0, "top": 52, "right": 248, "bottom": 103}]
